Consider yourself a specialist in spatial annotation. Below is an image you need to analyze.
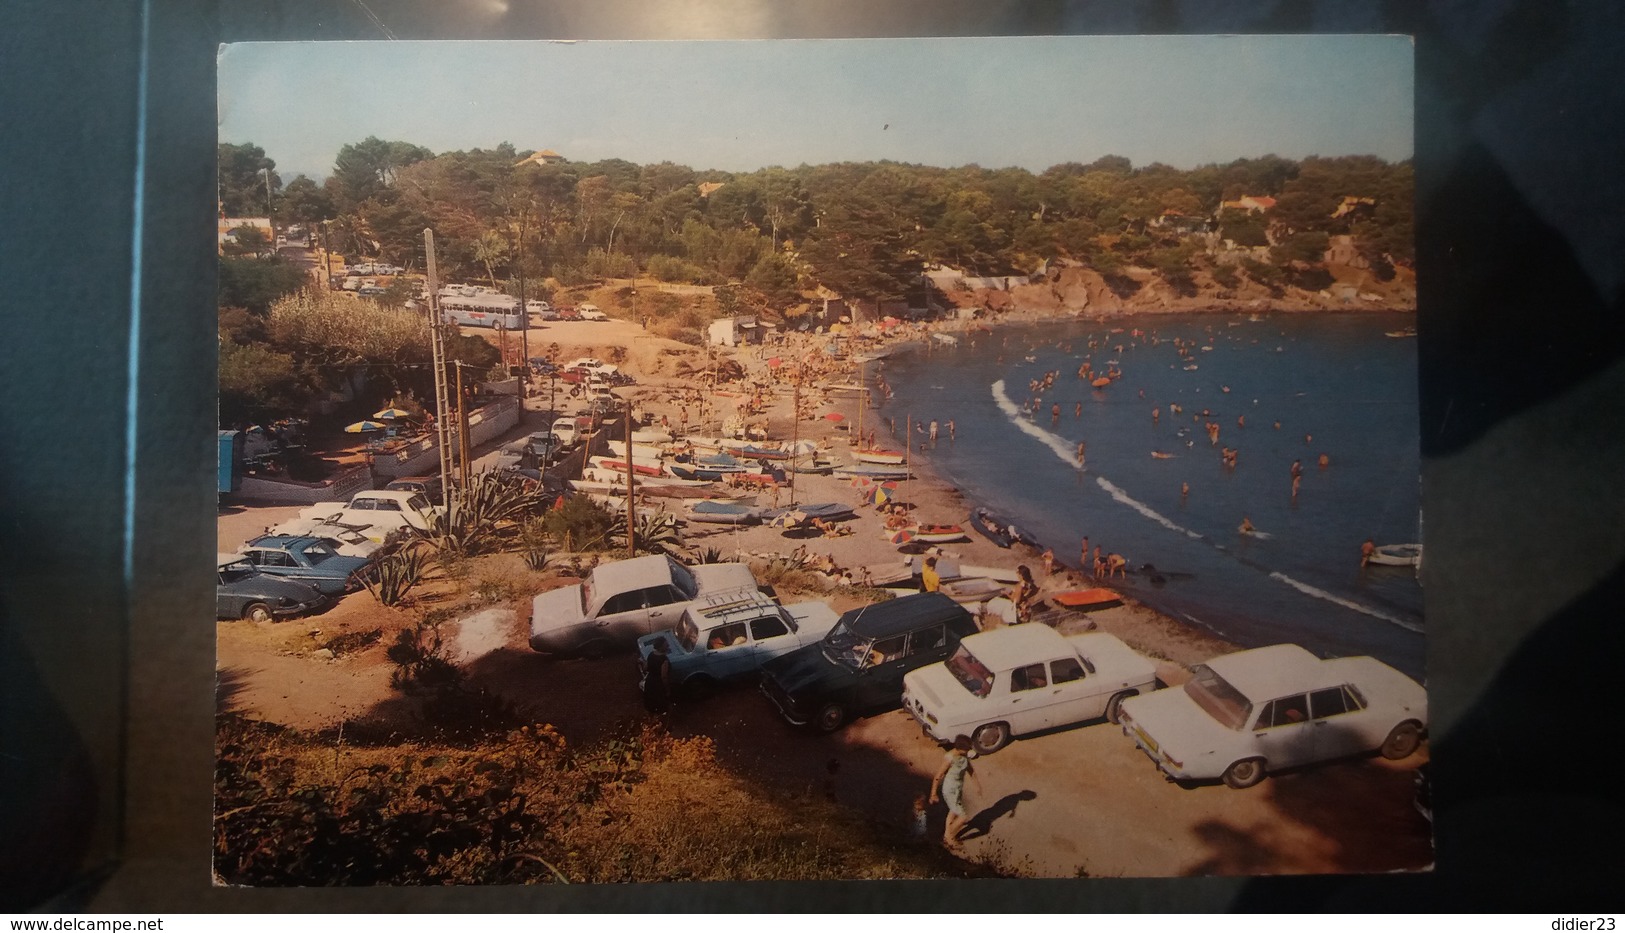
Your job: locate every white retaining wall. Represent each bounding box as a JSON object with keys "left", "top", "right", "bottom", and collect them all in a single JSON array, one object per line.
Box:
[
  {"left": 236, "top": 463, "right": 375, "bottom": 505},
  {"left": 371, "top": 396, "right": 522, "bottom": 478}
]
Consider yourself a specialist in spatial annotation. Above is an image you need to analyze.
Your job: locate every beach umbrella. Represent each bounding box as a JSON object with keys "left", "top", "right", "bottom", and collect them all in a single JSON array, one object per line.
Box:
[
  {"left": 344, "top": 420, "right": 387, "bottom": 433},
  {"left": 822, "top": 412, "right": 845, "bottom": 422},
  {"left": 870, "top": 486, "right": 895, "bottom": 507},
  {"left": 767, "top": 357, "right": 783, "bottom": 368},
  {"left": 888, "top": 528, "right": 915, "bottom": 545},
  {"left": 372, "top": 407, "right": 413, "bottom": 420}
]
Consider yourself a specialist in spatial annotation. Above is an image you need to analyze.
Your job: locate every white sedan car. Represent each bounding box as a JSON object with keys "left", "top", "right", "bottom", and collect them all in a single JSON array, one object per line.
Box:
[
  {"left": 902, "top": 624, "right": 1160, "bottom": 754},
  {"left": 528, "top": 554, "right": 758, "bottom": 658},
  {"left": 1118, "top": 643, "right": 1427, "bottom": 789}
]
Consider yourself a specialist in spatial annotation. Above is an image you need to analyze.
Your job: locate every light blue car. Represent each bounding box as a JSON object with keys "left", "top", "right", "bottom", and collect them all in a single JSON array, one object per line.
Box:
[{"left": 636, "top": 591, "right": 840, "bottom": 699}]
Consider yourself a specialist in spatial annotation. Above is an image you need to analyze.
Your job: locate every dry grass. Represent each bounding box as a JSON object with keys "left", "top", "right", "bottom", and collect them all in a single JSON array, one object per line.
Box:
[{"left": 215, "top": 716, "right": 982, "bottom": 884}]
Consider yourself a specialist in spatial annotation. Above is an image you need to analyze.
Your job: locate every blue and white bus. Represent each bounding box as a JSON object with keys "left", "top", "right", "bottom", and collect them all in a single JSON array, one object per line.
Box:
[{"left": 438, "top": 290, "right": 523, "bottom": 329}]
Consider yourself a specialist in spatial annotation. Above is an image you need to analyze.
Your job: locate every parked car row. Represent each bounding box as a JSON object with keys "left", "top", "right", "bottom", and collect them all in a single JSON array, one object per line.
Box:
[
  {"left": 522, "top": 550, "right": 1428, "bottom": 789},
  {"left": 348, "top": 261, "right": 405, "bottom": 276}
]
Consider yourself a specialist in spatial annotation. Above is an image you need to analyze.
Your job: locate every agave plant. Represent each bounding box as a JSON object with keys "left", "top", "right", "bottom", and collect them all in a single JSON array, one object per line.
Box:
[
  {"left": 412, "top": 469, "right": 551, "bottom": 557},
  {"left": 361, "top": 546, "right": 428, "bottom": 607},
  {"left": 611, "top": 508, "right": 681, "bottom": 555}
]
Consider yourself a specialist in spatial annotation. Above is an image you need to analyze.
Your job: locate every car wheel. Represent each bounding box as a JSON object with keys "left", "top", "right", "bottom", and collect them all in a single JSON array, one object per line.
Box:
[
  {"left": 577, "top": 639, "right": 612, "bottom": 660},
  {"left": 972, "top": 722, "right": 1011, "bottom": 754},
  {"left": 1222, "top": 757, "right": 1267, "bottom": 789},
  {"left": 243, "top": 602, "right": 273, "bottom": 624},
  {"left": 813, "top": 702, "right": 847, "bottom": 733},
  {"left": 1105, "top": 691, "right": 1136, "bottom": 725},
  {"left": 1380, "top": 721, "right": 1424, "bottom": 760}
]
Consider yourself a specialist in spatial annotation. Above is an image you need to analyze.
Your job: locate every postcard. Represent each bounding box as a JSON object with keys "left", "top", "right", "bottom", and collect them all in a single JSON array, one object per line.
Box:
[{"left": 214, "top": 35, "right": 1425, "bottom": 882}]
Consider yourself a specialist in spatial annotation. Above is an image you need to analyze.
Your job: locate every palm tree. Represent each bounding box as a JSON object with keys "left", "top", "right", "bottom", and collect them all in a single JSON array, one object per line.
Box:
[{"left": 473, "top": 230, "right": 509, "bottom": 289}]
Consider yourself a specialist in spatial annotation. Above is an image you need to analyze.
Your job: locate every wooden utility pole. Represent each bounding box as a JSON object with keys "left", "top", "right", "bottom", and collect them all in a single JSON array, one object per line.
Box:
[
  {"left": 455, "top": 360, "right": 472, "bottom": 489},
  {"left": 624, "top": 405, "right": 637, "bottom": 558},
  {"left": 790, "top": 373, "right": 800, "bottom": 507},
  {"left": 425, "top": 229, "right": 454, "bottom": 503}
]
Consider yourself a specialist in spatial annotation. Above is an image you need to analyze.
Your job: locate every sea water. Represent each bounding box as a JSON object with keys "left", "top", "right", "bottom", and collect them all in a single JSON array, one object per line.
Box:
[{"left": 876, "top": 312, "right": 1425, "bottom": 679}]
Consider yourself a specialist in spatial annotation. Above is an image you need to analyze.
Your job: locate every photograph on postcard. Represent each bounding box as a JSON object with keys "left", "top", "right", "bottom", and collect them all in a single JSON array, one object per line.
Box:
[{"left": 213, "top": 35, "right": 1426, "bottom": 882}]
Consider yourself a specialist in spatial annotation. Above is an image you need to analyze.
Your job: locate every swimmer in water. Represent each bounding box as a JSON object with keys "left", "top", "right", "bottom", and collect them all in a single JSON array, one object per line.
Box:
[
  {"left": 1240, "top": 516, "right": 1255, "bottom": 534},
  {"left": 1318, "top": 452, "right": 1329, "bottom": 469},
  {"left": 1074, "top": 402, "right": 1082, "bottom": 418},
  {"left": 1152, "top": 407, "right": 1160, "bottom": 424},
  {"left": 1181, "top": 481, "right": 1190, "bottom": 498},
  {"left": 1361, "top": 538, "right": 1376, "bottom": 567}
]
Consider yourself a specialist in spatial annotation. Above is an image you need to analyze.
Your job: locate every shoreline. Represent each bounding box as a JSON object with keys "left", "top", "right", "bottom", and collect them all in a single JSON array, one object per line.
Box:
[{"left": 627, "top": 326, "right": 1244, "bottom": 674}]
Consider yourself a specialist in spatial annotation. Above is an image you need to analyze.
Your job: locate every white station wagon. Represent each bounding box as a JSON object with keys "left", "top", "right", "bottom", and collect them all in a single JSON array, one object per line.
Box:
[
  {"left": 635, "top": 590, "right": 840, "bottom": 698},
  {"left": 902, "top": 624, "right": 1160, "bottom": 754},
  {"left": 1118, "top": 643, "right": 1427, "bottom": 789}
]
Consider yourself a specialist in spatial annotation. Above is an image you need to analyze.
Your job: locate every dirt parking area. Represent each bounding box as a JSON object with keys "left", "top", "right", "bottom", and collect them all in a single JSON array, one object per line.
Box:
[{"left": 214, "top": 529, "right": 1432, "bottom": 878}]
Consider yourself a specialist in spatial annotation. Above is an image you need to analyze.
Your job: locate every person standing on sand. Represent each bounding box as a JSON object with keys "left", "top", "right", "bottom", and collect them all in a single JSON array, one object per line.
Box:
[
  {"left": 920, "top": 555, "right": 941, "bottom": 594},
  {"left": 1041, "top": 548, "right": 1055, "bottom": 576},
  {"left": 641, "top": 638, "right": 672, "bottom": 715},
  {"left": 930, "top": 736, "right": 983, "bottom": 851},
  {"left": 1093, "top": 546, "right": 1105, "bottom": 579},
  {"left": 1011, "top": 565, "right": 1039, "bottom": 623},
  {"left": 1080, "top": 536, "right": 1090, "bottom": 570}
]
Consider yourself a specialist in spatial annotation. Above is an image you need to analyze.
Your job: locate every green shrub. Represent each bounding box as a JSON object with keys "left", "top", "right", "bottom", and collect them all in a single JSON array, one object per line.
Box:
[{"left": 542, "top": 496, "right": 616, "bottom": 552}]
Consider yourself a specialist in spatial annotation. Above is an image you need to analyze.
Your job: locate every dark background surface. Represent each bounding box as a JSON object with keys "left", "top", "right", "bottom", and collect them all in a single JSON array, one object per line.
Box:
[{"left": 2, "top": 0, "right": 1621, "bottom": 912}]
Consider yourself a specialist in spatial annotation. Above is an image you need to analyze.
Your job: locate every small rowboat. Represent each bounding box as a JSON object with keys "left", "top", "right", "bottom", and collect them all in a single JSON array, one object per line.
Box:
[
  {"left": 1052, "top": 588, "right": 1124, "bottom": 612},
  {"left": 892, "top": 523, "right": 967, "bottom": 545},
  {"left": 940, "top": 578, "right": 1007, "bottom": 604},
  {"left": 855, "top": 448, "right": 906, "bottom": 465},
  {"left": 588, "top": 456, "right": 664, "bottom": 477},
  {"left": 1368, "top": 543, "right": 1423, "bottom": 567},
  {"left": 833, "top": 463, "right": 912, "bottom": 481},
  {"left": 1150, "top": 451, "right": 1176, "bottom": 460},
  {"left": 688, "top": 500, "right": 763, "bottom": 525},
  {"left": 1090, "top": 376, "right": 1112, "bottom": 388}
]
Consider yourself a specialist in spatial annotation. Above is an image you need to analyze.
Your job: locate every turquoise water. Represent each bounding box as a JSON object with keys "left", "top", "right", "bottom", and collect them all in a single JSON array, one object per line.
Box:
[{"left": 877, "top": 312, "right": 1425, "bottom": 680}]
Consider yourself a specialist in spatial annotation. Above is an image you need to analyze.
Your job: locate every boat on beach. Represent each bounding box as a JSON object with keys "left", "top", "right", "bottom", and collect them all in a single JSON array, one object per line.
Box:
[
  {"left": 1368, "top": 543, "right": 1423, "bottom": 567},
  {"left": 1052, "top": 588, "right": 1124, "bottom": 612},
  {"left": 687, "top": 500, "right": 763, "bottom": 525},
  {"left": 969, "top": 508, "right": 1038, "bottom": 549},
  {"left": 833, "top": 463, "right": 912, "bottom": 481},
  {"left": 891, "top": 523, "right": 968, "bottom": 545},
  {"left": 854, "top": 448, "right": 906, "bottom": 465}
]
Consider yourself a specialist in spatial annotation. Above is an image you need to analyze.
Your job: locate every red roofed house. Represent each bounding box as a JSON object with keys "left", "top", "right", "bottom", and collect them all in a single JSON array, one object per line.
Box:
[{"left": 515, "top": 149, "right": 566, "bottom": 168}]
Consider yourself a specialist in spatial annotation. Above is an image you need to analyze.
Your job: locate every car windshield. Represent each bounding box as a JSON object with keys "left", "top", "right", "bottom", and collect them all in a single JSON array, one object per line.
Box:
[
  {"left": 676, "top": 615, "right": 700, "bottom": 651},
  {"left": 1184, "top": 664, "right": 1254, "bottom": 731},
  {"left": 668, "top": 561, "right": 698, "bottom": 599},
  {"left": 820, "top": 618, "right": 873, "bottom": 670},
  {"left": 405, "top": 494, "right": 430, "bottom": 512},
  {"left": 300, "top": 541, "right": 335, "bottom": 564},
  {"left": 945, "top": 645, "right": 995, "bottom": 698},
  {"left": 218, "top": 564, "right": 255, "bottom": 584}
]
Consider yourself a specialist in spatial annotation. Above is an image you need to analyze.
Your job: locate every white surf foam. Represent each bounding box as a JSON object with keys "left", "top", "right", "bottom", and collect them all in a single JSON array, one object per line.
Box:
[
  {"left": 991, "top": 379, "right": 1420, "bottom": 635},
  {"left": 1268, "top": 572, "right": 1425, "bottom": 633}
]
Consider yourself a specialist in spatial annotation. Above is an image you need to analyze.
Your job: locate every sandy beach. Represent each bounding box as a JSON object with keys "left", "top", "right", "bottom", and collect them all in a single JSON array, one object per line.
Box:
[{"left": 601, "top": 319, "right": 1242, "bottom": 673}]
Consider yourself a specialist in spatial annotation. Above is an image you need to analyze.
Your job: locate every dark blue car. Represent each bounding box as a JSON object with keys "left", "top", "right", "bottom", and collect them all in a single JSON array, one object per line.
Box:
[
  {"left": 217, "top": 556, "right": 327, "bottom": 622},
  {"left": 239, "top": 535, "right": 373, "bottom": 596}
]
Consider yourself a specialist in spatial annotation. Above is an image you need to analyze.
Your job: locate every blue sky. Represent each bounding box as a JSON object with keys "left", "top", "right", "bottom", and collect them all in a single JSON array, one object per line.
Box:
[{"left": 219, "top": 36, "right": 1413, "bottom": 182}]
